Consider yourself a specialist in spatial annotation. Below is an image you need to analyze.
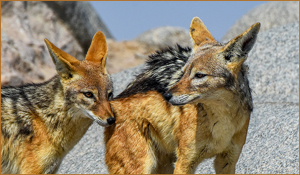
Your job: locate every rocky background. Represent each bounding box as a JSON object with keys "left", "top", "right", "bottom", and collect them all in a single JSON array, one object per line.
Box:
[{"left": 1, "top": 1, "right": 299, "bottom": 174}]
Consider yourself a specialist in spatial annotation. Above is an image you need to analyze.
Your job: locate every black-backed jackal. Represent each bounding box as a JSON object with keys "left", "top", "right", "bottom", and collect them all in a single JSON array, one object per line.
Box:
[
  {"left": 105, "top": 17, "right": 260, "bottom": 174},
  {"left": 1, "top": 31, "right": 115, "bottom": 174}
]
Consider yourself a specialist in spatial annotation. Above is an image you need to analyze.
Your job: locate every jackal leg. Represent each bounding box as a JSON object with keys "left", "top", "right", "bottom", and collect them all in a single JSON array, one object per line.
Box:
[
  {"left": 105, "top": 120, "right": 156, "bottom": 174},
  {"left": 173, "top": 113, "right": 200, "bottom": 174},
  {"left": 214, "top": 118, "right": 250, "bottom": 174},
  {"left": 174, "top": 141, "right": 214, "bottom": 174},
  {"left": 214, "top": 144, "right": 242, "bottom": 174},
  {"left": 155, "top": 152, "right": 175, "bottom": 174},
  {"left": 174, "top": 157, "right": 197, "bottom": 174},
  {"left": 20, "top": 159, "right": 44, "bottom": 174}
]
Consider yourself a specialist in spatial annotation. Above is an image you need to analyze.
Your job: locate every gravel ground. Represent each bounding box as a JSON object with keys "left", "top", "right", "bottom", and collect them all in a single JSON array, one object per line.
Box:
[{"left": 57, "top": 23, "right": 299, "bottom": 174}]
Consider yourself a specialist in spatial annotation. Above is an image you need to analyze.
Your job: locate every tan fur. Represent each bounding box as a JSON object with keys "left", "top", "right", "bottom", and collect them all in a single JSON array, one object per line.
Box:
[
  {"left": 105, "top": 17, "right": 260, "bottom": 174},
  {"left": 1, "top": 31, "right": 114, "bottom": 174},
  {"left": 105, "top": 91, "right": 186, "bottom": 174},
  {"left": 190, "top": 17, "right": 216, "bottom": 48}
]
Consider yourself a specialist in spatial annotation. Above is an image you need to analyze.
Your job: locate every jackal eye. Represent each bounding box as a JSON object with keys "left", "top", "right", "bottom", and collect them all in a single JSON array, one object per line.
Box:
[
  {"left": 195, "top": 72, "right": 207, "bottom": 79},
  {"left": 83, "top": 92, "right": 94, "bottom": 98}
]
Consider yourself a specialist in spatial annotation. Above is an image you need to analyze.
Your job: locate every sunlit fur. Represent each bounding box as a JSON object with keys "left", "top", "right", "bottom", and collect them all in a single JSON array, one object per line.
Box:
[
  {"left": 105, "top": 17, "right": 260, "bottom": 174},
  {"left": 1, "top": 31, "right": 114, "bottom": 174}
]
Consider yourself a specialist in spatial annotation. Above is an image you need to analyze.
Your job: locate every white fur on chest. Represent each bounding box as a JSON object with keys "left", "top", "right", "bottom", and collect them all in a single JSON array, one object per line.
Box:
[{"left": 202, "top": 101, "right": 248, "bottom": 154}]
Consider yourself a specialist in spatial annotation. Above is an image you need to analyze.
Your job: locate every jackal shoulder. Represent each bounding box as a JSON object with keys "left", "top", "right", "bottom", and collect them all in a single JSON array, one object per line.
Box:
[{"left": 1, "top": 76, "right": 62, "bottom": 140}]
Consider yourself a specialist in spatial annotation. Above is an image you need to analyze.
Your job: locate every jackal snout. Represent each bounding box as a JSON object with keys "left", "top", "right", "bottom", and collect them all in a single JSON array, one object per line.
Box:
[
  {"left": 84, "top": 99, "right": 115, "bottom": 126},
  {"left": 45, "top": 31, "right": 115, "bottom": 126},
  {"left": 163, "top": 92, "right": 192, "bottom": 106}
]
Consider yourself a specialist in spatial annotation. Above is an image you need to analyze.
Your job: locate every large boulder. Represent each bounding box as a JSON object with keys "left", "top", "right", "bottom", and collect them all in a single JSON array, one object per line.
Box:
[
  {"left": 106, "top": 26, "right": 193, "bottom": 74},
  {"left": 1, "top": 1, "right": 193, "bottom": 83},
  {"left": 247, "top": 23, "right": 299, "bottom": 103},
  {"left": 1, "top": 1, "right": 113, "bottom": 86},
  {"left": 135, "top": 26, "right": 192, "bottom": 49},
  {"left": 222, "top": 1, "right": 299, "bottom": 42},
  {"left": 105, "top": 39, "right": 155, "bottom": 74},
  {"left": 43, "top": 1, "right": 114, "bottom": 53}
]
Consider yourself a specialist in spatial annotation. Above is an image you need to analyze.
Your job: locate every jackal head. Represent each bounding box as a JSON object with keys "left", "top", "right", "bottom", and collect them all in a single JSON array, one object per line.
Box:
[
  {"left": 44, "top": 31, "right": 115, "bottom": 126},
  {"left": 164, "top": 17, "right": 260, "bottom": 106}
]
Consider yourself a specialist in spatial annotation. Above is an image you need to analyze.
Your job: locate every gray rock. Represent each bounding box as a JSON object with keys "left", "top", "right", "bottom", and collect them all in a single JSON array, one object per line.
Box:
[
  {"left": 222, "top": 1, "right": 299, "bottom": 42},
  {"left": 236, "top": 102, "right": 298, "bottom": 174},
  {"left": 1, "top": 1, "right": 81, "bottom": 85},
  {"left": 57, "top": 22, "right": 299, "bottom": 174},
  {"left": 43, "top": 1, "right": 114, "bottom": 53},
  {"left": 1, "top": 29, "right": 50, "bottom": 86},
  {"left": 247, "top": 22, "right": 299, "bottom": 103},
  {"left": 195, "top": 102, "right": 299, "bottom": 174},
  {"left": 135, "top": 26, "right": 192, "bottom": 49},
  {"left": 1, "top": 1, "right": 113, "bottom": 86}
]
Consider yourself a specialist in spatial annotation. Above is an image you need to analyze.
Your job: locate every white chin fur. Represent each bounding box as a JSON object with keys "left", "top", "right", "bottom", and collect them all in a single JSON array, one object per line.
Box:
[
  {"left": 169, "top": 94, "right": 202, "bottom": 106},
  {"left": 78, "top": 107, "right": 109, "bottom": 127}
]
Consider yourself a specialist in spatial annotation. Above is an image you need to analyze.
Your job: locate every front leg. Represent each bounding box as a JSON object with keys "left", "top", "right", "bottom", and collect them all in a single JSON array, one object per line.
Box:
[
  {"left": 174, "top": 155, "right": 195, "bottom": 174},
  {"left": 154, "top": 152, "right": 175, "bottom": 174},
  {"left": 174, "top": 150, "right": 204, "bottom": 174},
  {"left": 173, "top": 124, "right": 202, "bottom": 174},
  {"left": 174, "top": 105, "right": 206, "bottom": 174},
  {"left": 105, "top": 121, "right": 156, "bottom": 174},
  {"left": 214, "top": 144, "right": 242, "bottom": 174}
]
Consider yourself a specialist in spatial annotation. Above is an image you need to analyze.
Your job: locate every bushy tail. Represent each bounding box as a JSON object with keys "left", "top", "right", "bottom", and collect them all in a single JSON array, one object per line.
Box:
[{"left": 116, "top": 45, "right": 191, "bottom": 99}]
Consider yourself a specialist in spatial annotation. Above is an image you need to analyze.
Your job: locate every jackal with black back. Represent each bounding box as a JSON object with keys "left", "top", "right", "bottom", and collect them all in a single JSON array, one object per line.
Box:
[
  {"left": 1, "top": 31, "right": 115, "bottom": 174},
  {"left": 105, "top": 17, "right": 260, "bottom": 174}
]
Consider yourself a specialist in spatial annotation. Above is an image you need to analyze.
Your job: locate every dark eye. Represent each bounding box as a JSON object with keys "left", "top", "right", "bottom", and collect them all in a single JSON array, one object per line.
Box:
[
  {"left": 195, "top": 72, "right": 207, "bottom": 79},
  {"left": 108, "top": 92, "right": 113, "bottom": 100},
  {"left": 83, "top": 92, "right": 94, "bottom": 98}
]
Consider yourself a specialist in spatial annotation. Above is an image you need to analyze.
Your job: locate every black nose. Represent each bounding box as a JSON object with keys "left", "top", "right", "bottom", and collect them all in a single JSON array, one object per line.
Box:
[
  {"left": 163, "top": 93, "right": 173, "bottom": 101},
  {"left": 107, "top": 117, "right": 116, "bottom": 125}
]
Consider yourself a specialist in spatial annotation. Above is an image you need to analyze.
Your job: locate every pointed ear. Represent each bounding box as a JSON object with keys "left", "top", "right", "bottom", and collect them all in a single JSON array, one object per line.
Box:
[
  {"left": 222, "top": 22, "right": 260, "bottom": 61},
  {"left": 221, "top": 23, "right": 260, "bottom": 74},
  {"left": 190, "top": 17, "right": 215, "bottom": 48},
  {"left": 85, "top": 31, "right": 108, "bottom": 70},
  {"left": 44, "top": 39, "right": 80, "bottom": 80}
]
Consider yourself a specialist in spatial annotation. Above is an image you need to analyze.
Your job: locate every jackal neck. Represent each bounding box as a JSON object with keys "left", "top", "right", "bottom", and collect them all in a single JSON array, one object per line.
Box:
[
  {"left": 37, "top": 76, "right": 93, "bottom": 153},
  {"left": 5, "top": 75, "right": 93, "bottom": 154},
  {"left": 199, "top": 86, "right": 251, "bottom": 134}
]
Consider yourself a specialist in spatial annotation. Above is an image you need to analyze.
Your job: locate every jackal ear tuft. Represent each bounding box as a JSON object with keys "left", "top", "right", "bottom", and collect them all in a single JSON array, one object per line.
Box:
[
  {"left": 190, "top": 17, "right": 215, "bottom": 47},
  {"left": 44, "top": 39, "right": 79, "bottom": 79},
  {"left": 223, "top": 23, "right": 260, "bottom": 58},
  {"left": 85, "top": 31, "right": 108, "bottom": 70}
]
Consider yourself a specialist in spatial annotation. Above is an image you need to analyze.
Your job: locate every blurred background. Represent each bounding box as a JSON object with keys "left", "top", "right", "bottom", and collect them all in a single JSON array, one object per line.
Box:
[{"left": 1, "top": 1, "right": 298, "bottom": 85}]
